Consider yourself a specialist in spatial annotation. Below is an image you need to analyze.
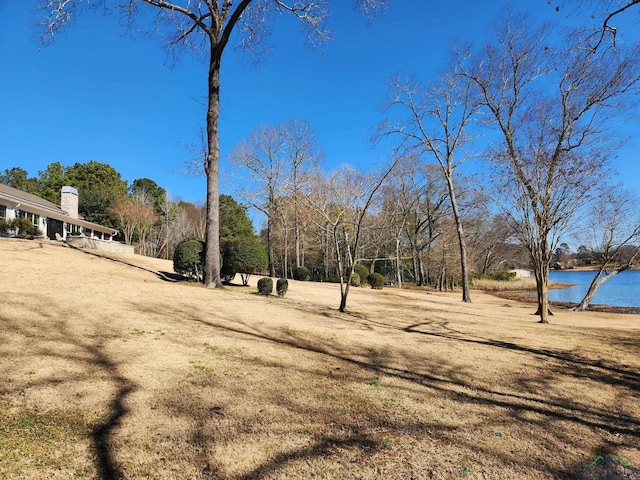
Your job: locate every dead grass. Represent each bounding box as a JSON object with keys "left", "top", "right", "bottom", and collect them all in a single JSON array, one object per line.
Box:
[
  {"left": 471, "top": 277, "right": 566, "bottom": 291},
  {"left": 1, "top": 238, "right": 639, "bottom": 479}
]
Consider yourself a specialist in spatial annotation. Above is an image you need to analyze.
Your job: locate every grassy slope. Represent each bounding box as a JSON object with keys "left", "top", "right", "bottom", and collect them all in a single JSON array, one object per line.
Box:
[{"left": 0, "top": 239, "right": 638, "bottom": 479}]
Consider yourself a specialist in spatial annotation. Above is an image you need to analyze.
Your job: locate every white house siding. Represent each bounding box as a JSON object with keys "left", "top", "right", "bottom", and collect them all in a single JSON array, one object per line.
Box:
[{"left": 0, "top": 184, "right": 119, "bottom": 244}]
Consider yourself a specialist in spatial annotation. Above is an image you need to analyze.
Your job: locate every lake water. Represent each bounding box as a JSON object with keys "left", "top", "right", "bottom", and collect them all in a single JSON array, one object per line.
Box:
[{"left": 547, "top": 270, "right": 640, "bottom": 308}]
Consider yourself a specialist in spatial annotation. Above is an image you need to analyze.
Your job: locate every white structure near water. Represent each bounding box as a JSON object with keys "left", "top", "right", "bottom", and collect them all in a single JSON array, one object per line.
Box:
[{"left": 510, "top": 269, "right": 532, "bottom": 278}]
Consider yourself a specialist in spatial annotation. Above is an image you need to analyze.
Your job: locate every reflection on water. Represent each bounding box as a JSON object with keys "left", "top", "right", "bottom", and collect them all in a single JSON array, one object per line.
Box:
[{"left": 547, "top": 270, "right": 640, "bottom": 308}]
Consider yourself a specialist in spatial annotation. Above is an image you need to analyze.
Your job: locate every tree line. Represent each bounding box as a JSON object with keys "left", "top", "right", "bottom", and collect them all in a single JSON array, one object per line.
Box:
[{"left": 28, "top": 0, "right": 640, "bottom": 321}]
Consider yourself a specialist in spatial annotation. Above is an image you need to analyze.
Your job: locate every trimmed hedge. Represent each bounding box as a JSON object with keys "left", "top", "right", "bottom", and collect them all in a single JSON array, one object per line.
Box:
[
  {"left": 293, "top": 266, "right": 311, "bottom": 281},
  {"left": 367, "top": 273, "right": 384, "bottom": 290},
  {"left": 353, "top": 264, "right": 369, "bottom": 282},
  {"left": 173, "top": 239, "right": 205, "bottom": 281},
  {"left": 276, "top": 278, "right": 288, "bottom": 297},
  {"left": 221, "top": 237, "right": 268, "bottom": 285},
  {"left": 257, "top": 277, "right": 273, "bottom": 296},
  {"left": 349, "top": 272, "right": 361, "bottom": 287}
]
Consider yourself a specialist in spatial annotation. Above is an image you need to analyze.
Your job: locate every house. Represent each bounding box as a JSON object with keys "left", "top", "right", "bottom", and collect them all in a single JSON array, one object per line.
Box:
[{"left": 0, "top": 184, "right": 118, "bottom": 242}]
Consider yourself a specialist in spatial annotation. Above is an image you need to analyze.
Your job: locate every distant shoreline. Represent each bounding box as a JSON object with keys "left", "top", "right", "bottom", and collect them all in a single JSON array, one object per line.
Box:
[{"left": 491, "top": 290, "right": 640, "bottom": 315}]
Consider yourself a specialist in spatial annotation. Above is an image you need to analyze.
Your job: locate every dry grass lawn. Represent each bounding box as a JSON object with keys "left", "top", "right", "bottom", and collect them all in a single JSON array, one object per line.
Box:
[{"left": 1, "top": 238, "right": 638, "bottom": 479}]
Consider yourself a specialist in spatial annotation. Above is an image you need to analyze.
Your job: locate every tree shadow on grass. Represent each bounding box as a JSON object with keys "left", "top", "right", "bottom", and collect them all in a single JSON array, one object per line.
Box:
[
  {"left": 0, "top": 299, "right": 136, "bottom": 480},
  {"left": 403, "top": 320, "right": 640, "bottom": 393},
  {"left": 88, "top": 346, "right": 136, "bottom": 480},
  {"left": 65, "top": 242, "right": 182, "bottom": 282},
  {"left": 133, "top": 299, "right": 639, "bottom": 478},
  {"left": 235, "top": 435, "right": 381, "bottom": 480}
]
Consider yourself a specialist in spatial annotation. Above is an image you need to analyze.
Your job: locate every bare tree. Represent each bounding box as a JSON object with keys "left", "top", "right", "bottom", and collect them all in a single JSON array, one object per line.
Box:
[
  {"left": 379, "top": 67, "right": 480, "bottom": 302},
  {"left": 108, "top": 192, "right": 158, "bottom": 254},
  {"left": 557, "top": 1, "right": 640, "bottom": 51},
  {"left": 131, "top": 193, "right": 160, "bottom": 256},
  {"left": 230, "top": 123, "right": 287, "bottom": 277},
  {"left": 404, "top": 164, "right": 449, "bottom": 286},
  {"left": 231, "top": 120, "right": 322, "bottom": 277},
  {"left": 37, "top": 0, "right": 386, "bottom": 288},
  {"left": 109, "top": 195, "right": 138, "bottom": 245},
  {"left": 304, "top": 160, "right": 400, "bottom": 312},
  {"left": 460, "top": 12, "right": 640, "bottom": 323},
  {"left": 380, "top": 157, "right": 444, "bottom": 288},
  {"left": 282, "top": 119, "right": 323, "bottom": 269},
  {"left": 573, "top": 188, "right": 640, "bottom": 310}
]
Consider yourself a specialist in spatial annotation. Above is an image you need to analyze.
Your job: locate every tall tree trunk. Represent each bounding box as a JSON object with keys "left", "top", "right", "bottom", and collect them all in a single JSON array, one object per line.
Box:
[
  {"left": 283, "top": 218, "right": 289, "bottom": 279},
  {"left": 533, "top": 257, "right": 552, "bottom": 323},
  {"left": 295, "top": 219, "right": 300, "bottom": 268},
  {"left": 294, "top": 171, "right": 301, "bottom": 269},
  {"left": 203, "top": 51, "right": 223, "bottom": 288},
  {"left": 445, "top": 172, "right": 471, "bottom": 302},
  {"left": 574, "top": 268, "right": 608, "bottom": 311},
  {"left": 332, "top": 225, "right": 349, "bottom": 312},
  {"left": 575, "top": 248, "right": 639, "bottom": 311},
  {"left": 418, "top": 253, "right": 426, "bottom": 287},
  {"left": 267, "top": 213, "right": 276, "bottom": 277},
  {"left": 395, "top": 234, "right": 402, "bottom": 289}
]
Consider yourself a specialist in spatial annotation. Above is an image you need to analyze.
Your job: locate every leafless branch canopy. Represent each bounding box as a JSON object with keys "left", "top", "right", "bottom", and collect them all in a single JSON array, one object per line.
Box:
[
  {"left": 556, "top": 1, "right": 640, "bottom": 51},
  {"left": 37, "top": 0, "right": 388, "bottom": 56}
]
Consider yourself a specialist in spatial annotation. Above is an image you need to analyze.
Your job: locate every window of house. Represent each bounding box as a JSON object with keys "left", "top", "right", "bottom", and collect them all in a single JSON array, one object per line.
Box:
[
  {"left": 18, "top": 210, "right": 40, "bottom": 227},
  {"left": 66, "top": 223, "right": 82, "bottom": 235},
  {"left": 0, "top": 205, "right": 6, "bottom": 219}
]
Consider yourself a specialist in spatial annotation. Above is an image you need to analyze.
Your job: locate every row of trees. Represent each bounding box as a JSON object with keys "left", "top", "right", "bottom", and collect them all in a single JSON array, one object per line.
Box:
[
  {"left": 227, "top": 11, "right": 640, "bottom": 321},
  {"left": 30, "top": 0, "right": 640, "bottom": 321}
]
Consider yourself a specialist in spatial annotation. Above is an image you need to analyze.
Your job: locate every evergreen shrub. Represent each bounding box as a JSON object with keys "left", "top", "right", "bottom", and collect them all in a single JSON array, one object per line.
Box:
[
  {"left": 473, "top": 270, "right": 516, "bottom": 282},
  {"left": 489, "top": 270, "right": 516, "bottom": 281},
  {"left": 367, "top": 273, "right": 385, "bottom": 290},
  {"left": 350, "top": 272, "right": 361, "bottom": 287},
  {"left": 173, "top": 239, "right": 205, "bottom": 281},
  {"left": 221, "top": 237, "right": 268, "bottom": 285},
  {"left": 293, "top": 266, "right": 311, "bottom": 281},
  {"left": 257, "top": 277, "right": 273, "bottom": 296},
  {"left": 0, "top": 218, "right": 10, "bottom": 235},
  {"left": 353, "top": 264, "right": 369, "bottom": 282},
  {"left": 11, "top": 218, "right": 42, "bottom": 239},
  {"left": 276, "top": 278, "right": 288, "bottom": 297}
]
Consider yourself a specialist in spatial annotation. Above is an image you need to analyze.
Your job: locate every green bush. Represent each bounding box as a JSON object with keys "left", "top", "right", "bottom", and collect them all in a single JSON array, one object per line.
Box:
[
  {"left": 0, "top": 218, "right": 11, "bottom": 235},
  {"left": 276, "top": 278, "right": 288, "bottom": 297},
  {"left": 221, "top": 237, "right": 268, "bottom": 285},
  {"left": 474, "top": 270, "right": 517, "bottom": 281},
  {"left": 349, "top": 272, "right": 361, "bottom": 287},
  {"left": 173, "top": 239, "right": 205, "bottom": 281},
  {"left": 353, "top": 264, "right": 369, "bottom": 282},
  {"left": 292, "top": 266, "right": 311, "bottom": 281},
  {"left": 367, "top": 273, "right": 385, "bottom": 290},
  {"left": 257, "top": 277, "right": 273, "bottom": 296},
  {"left": 11, "top": 218, "right": 42, "bottom": 239}
]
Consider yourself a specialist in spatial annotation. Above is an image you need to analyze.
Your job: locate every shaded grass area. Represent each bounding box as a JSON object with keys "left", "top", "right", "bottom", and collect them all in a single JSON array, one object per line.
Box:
[{"left": 0, "top": 239, "right": 638, "bottom": 479}]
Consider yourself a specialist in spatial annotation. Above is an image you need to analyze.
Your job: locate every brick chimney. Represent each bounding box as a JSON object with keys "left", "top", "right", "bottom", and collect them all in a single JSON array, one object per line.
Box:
[{"left": 61, "top": 186, "right": 79, "bottom": 219}]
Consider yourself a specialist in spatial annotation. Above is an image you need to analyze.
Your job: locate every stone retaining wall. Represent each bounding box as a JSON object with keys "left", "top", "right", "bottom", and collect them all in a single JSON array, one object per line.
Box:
[{"left": 66, "top": 236, "right": 135, "bottom": 255}]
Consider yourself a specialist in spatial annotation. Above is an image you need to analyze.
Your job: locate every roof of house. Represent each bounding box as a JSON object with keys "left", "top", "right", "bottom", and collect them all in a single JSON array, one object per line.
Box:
[
  {"left": 0, "top": 183, "right": 117, "bottom": 234},
  {"left": 0, "top": 183, "right": 64, "bottom": 216}
]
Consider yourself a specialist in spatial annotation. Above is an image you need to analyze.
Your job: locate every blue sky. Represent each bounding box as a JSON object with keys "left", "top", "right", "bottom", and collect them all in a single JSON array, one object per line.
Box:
[{"left": 1, "top": 1, "right": 639, "bottom": 205}]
